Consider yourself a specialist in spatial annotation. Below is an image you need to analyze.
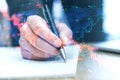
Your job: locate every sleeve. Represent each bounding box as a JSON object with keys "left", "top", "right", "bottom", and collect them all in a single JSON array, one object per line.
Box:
[
  {"left": 62, "top": 0, "right": 102, "bottom": 42},
  {"left": 6, "top": 0, "right": 46, "bottom": 20}
]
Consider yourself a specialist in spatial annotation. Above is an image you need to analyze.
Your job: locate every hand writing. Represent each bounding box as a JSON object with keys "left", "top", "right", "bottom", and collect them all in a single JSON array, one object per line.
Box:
[{"left": 19, "top": 15, "right": 74, "bottom": 60}]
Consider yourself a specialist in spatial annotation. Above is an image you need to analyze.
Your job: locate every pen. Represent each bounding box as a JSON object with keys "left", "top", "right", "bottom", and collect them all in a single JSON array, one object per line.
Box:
[{"left": 43, "top": 4, "right": 66, "bottom": 62}]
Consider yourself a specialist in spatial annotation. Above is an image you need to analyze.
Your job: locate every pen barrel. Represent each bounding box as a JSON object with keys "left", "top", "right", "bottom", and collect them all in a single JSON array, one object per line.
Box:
[
  {"left": 44, "top": 4, "right": 60, "bottom": 37},
  {"left": 42, "top": 4, "right": 66, "bottom": 62}
]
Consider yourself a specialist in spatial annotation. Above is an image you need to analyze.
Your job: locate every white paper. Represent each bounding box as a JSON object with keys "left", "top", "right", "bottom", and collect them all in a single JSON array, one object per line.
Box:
[{"left": 0, "top": 45, "right": 79, "bottom": 79}]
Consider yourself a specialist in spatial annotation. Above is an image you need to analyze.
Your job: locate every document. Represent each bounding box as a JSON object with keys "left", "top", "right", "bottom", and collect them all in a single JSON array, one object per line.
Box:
[{"left": 0, "top": 45, "right": 80, "bottom": 79}]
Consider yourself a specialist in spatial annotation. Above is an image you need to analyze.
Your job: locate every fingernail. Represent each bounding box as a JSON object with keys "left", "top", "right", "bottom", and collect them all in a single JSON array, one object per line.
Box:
[
  {"left": 61, "top": 35, "right": 69, "bottom": 44},
  {"left": 53, "top": 39, "right": 62, "bottom": 47}
]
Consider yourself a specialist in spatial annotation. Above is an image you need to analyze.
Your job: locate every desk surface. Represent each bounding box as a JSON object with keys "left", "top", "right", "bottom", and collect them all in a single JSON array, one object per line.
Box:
[{"left": 6, "top": 50, "right": 120, "bottom": 80}]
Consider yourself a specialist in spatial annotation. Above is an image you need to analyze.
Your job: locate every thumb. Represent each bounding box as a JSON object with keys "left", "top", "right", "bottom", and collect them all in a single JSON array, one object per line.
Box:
[
  {"left": 56, "top": 23, "right": 74, "bottom": 45},
  {"left": 60, "top": 32, "right": 74, "bottom": 45}
]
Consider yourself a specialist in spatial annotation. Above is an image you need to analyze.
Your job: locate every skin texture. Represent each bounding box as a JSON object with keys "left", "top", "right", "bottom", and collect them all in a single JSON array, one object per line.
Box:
[{"left": 19, "top": 15, "right": 74, "bottom": 60}]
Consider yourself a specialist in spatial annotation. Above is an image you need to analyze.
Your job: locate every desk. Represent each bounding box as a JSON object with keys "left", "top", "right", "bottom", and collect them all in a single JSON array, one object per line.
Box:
[{"left": 7, "top": 51, "right": 120, "bottom": 80}]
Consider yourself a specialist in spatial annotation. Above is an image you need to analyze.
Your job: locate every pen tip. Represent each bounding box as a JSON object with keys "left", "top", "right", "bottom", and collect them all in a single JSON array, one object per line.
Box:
[{"left": 63, "top": 58, "right": 66, "bottom": 63}]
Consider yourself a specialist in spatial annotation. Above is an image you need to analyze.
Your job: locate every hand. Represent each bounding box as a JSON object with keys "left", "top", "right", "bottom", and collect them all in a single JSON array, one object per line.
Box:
[{"left": 19, "top": 15, "right": 74, "bottom": 60}]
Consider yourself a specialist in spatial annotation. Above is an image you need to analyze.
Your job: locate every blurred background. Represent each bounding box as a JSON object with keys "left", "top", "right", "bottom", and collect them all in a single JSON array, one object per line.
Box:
[
  {"left": 0, "top": 0, "right": 11, "bottom": 46},
  {"left": 0, "top": 0, "right": 120, "bottom": 46}
]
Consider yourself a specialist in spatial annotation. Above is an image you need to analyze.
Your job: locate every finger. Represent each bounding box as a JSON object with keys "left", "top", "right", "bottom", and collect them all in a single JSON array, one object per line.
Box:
[
  {"left": 26, "top": 15, "right": 62, "bottom": 48},
  {"left": 56, "top": 23, "right": 74, "bottom": 45},
  {"left": 19, "top": 36, "right": 57, "bottom": 59},
  {"left": 20, "top": 23, "right": 59, "bottom": 56},
  {"left": 20, "top": 48, "right": 52, "bottom": 60},
  {"left": 20, "top": 48, "right": 42, "bottom": 60}
]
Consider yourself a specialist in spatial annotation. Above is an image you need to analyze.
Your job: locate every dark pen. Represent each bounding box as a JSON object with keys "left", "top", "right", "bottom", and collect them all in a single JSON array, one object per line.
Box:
[{"left": 43, "top": 4, "right": 66, "bottom": 62}]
